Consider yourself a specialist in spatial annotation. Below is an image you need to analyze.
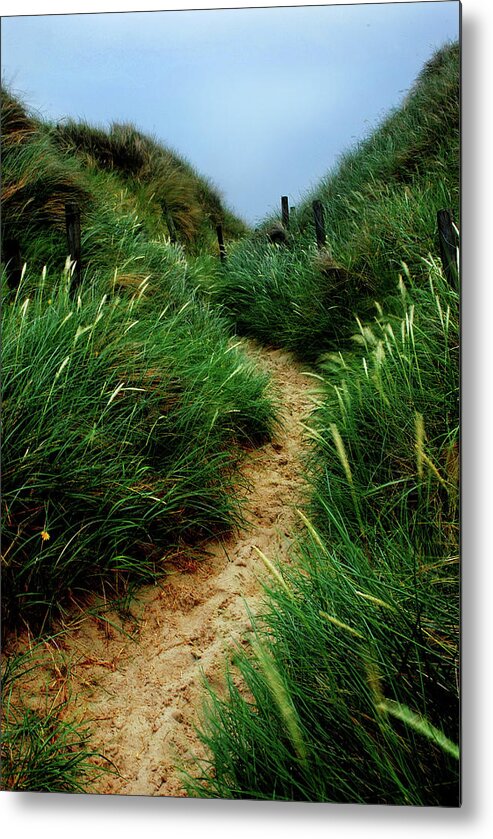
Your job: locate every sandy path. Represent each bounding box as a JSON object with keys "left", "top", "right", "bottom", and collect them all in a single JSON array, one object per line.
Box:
[{"left": 9, "top": 342, "right": 314, "bottom": 797}]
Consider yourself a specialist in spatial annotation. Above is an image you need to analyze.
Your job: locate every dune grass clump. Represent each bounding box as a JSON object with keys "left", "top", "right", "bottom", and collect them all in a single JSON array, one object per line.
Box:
[
  {"left": 51, "top": 117, "right": 247, "bottom": 248},
  {"left": 186, "top": 261, "right": 459, "bottom": 805},
  {"left": 309, "top": 261, "right": 459, "bottom": 547},
  {"left": 1, "top": 267, "right": 276, "bottom": 634},
  {"left": 202, "top": 238, "right": 368, "bottom": 359},
  {"left": 1, "top": 644, "right": 107, "bottom": 792},
  {"left": 1, "top": 92, "right": 93, "bottom": 264},
  {"left": 203, "top": 42, "right": 459, "bottom": 358}
]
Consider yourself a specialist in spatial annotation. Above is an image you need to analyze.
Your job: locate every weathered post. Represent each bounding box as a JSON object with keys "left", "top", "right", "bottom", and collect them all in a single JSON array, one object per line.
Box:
[
  {"left": 312, "top": 200, "right": 326, "bottom": 250},
  {"left": 65, "top": 202, "right": 82, "bottom": 293},
  {"left": 216, "top": 224, "right": 226, "bottom": 263},
  {"left": 2, "top": 236, "right": 23, "bottom": 289},
  {"left": 281, "top": 196, "right": 290, "bottom": 230},
  {"left": 437, "top": 209, "right": 459, "bottom": 288}
]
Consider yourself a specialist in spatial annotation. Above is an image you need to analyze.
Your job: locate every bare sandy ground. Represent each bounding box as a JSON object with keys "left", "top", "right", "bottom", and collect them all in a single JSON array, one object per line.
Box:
[{"left": 6, "top": 342, "right": 314, "bottom": 797}]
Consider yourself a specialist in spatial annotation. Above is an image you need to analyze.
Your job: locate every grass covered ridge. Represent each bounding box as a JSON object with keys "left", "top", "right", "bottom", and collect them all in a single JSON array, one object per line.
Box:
[
  {"left": 1, "top": 90, "right": 273, "bottom": 792},
  {"left": 201, "top": 42, "right": 459, "bottom": 358},
  {"left": 1, "top": 89, "right": 273, "bottom": 636},
  {"left": 1, "top": 88, "right": 246, "bottom": 286},
  {"left": 1, "top": 268, "right": 275, "bottom": 633}
]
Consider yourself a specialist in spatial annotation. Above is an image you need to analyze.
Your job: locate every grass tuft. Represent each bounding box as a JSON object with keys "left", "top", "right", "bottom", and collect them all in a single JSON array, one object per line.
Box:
[{"left": 1, "top": 643, "right": 110, "bottom": 792}]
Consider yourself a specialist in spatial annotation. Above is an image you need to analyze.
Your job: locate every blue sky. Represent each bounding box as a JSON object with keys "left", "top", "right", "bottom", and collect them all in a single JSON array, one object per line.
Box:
[{"left": 2, "top": 2, "right": 460, "bottom": 224}]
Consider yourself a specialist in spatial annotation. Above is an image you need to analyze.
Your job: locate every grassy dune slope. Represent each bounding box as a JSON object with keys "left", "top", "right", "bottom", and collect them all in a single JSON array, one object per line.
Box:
[
  {"left": 1, "top": 90, "right": 246, "bottom": 289},
  {"left": 1, "top": 43, "right": 459, "bottom": 799},
  {"left": 187, "top": 43, "right": 460, "bottom": 805},
  {"left": 203, "top": 42, "right": 459, "bottom": 358},
  {"left": 1, "top": 90, "right": 274, "bottom": 793},
  {"left": 1, "top": 92, "right": 272, "bottom": 636}
]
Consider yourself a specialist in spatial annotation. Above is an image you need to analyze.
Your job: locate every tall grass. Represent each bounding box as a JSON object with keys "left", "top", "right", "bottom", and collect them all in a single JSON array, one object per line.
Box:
[
  {"left": 310, "top": 261, "right": 459, "bottom": 547},
  {"left": 201, "top": 239, "right": 364, "bottom": 359},
  {"left": 2, "top": 42, "right": 459, "bottom": 798},
  {"left": 186, "top": 259, "right": 459, "bottom": 805},
  {"left": 1, "top": 640, "right": 111, "bottom": 792},
  {"left": 1, "top": 90, "right": 270, "bottom": 794},
  {"left": 200, "top": 42, "right": 459, "bottom": 358},
  {"left": 1, "top": 266, "right": 275, "bottom": 634}
]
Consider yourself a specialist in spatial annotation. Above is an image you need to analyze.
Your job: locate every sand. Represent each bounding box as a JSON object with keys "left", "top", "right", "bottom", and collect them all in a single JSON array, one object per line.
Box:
[{"left": 5, "top": 341, "right": 314, "bottom": 797}]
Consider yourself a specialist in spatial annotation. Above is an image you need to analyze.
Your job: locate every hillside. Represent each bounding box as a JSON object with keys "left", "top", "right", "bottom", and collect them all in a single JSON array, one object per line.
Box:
[
  {"left": 204, "top": 41, "right": 459, "bottom": 357},
  {"left": 185, "top": 41, "right": 460, "bottom": 805},
  {"left": 1, "top": 90, "right": 246, "bottom": 293}
]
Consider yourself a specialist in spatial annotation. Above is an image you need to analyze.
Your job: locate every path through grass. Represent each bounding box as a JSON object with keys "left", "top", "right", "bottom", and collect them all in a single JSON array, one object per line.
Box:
[{"left": 4, "top": 341, "right": 314, "bottom": 796}]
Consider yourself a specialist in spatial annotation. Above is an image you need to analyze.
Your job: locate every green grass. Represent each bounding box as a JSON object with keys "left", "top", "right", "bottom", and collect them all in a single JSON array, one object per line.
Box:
[
  {"left": 186, "top": 260, "right": 459, "bottom": 804},
  {"left": 1, "top": 642, "right": 109, "bottom": 792},
  {"left": 200, "top": 42, "right": 459, "bottom": 359},
  {"left": 1, "top": 86, "right": 275, "bottom": 794},
  {"left": 180, "top": 46, "right": 460, "bottom": 800},
  {"left": 1, "top": 88, "right": 275, "bottom": 638},
  {"left": 199, "top": 238, "right": 360, "bottom": 360},
  {"left": 1, "top": 266, "right": 276, "bottom": 634},
  {"left": 1, "top": 89, "right": 247, "bottom": 285}
]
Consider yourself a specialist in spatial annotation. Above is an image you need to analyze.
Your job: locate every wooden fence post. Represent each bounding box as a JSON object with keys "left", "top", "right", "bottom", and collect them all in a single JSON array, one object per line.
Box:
[
  {"left": 2, "top": 236, "right": 23, "bottom": 289},
  {"left": 437, "top": 209, "right": 459, "bottom": 288},
  {"left": 216, "top": 224, "right": 226, "bottom": 263},
  {"left": 312, "top": 200, "right": 326, "bottom": 250},
  {"left": 65, "top": 202, "right": 82, "bottom": 293},
  {"left": 281, "top": 196, "right": 290, "bottom": 230}
]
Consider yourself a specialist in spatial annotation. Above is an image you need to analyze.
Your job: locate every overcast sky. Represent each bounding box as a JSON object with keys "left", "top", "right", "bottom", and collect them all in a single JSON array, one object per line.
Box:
[{"left": 1, "top": 2, "right": 460, "bottom": 225}]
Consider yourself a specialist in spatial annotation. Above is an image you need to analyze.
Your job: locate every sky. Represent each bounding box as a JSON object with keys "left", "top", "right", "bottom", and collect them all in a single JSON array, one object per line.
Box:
[{"left": 1, "top": 2, "right": 460, "bottom": 225}]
